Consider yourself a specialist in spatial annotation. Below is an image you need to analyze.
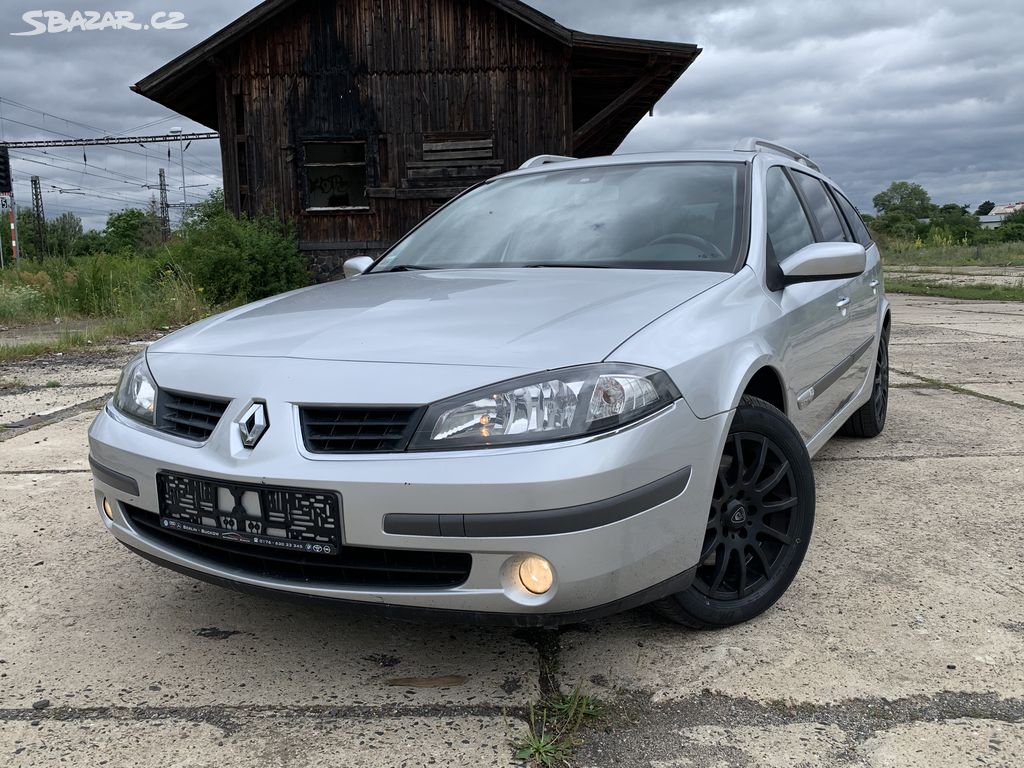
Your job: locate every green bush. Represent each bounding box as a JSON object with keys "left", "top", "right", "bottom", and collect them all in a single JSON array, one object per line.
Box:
[
  {"left": 999, "top": 223, "right": 1024, "bottom": 243},
  {"left": 167, "top": 207, "right": 308, "bottom": 305}
]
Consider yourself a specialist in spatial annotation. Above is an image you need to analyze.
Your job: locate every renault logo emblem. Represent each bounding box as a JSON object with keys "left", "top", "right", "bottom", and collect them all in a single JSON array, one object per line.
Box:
[{"left": 237, "top": 402, "right": 269, "bottom": 448}]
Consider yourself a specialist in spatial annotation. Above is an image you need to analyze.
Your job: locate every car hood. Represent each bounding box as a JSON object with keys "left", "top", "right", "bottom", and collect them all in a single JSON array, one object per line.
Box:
[{"left": 151, "top": 268, "right": 730, "bottom": 369}]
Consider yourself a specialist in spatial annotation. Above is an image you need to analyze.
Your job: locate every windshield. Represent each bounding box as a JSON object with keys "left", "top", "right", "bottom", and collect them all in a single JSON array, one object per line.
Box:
[{"left": 372, "top": 162, "right": 748, "bottom": 273}]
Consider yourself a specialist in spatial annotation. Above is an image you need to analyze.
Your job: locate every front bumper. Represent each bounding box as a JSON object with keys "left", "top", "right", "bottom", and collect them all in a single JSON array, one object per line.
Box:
[{"left": 88, "top": 395, "right": 730, "bottom": 624}]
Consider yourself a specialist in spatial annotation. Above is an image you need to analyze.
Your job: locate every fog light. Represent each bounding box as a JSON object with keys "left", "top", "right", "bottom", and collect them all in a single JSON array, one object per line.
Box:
[
  {"left": 102, "top": 497, "right": 115, "bottom": 521},
  {"left": 518, "top": 555, "right": 554, "bottom": 595}
]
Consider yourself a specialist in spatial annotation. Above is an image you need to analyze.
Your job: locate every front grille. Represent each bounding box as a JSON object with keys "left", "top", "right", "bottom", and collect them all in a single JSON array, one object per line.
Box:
[
  {"left": 299, "top": 406, "right": 423, "bottom": 453},
  {"left": 125, "top": 505, "right": 471, "bottom": 588},
  {"left": 156, "top": 390, "right": 230, "bottom": 441}
]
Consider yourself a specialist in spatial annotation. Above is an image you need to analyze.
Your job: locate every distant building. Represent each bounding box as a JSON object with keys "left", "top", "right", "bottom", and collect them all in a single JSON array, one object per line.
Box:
[
  {"left": 981, "top": 202, "right": 1024, "bottom": 229},
  {"left": 989, "top": 202, "right": 1024, "bottom": 217},
  {"left": 133, "top": 0, "right": 700, "bottom": 278}
]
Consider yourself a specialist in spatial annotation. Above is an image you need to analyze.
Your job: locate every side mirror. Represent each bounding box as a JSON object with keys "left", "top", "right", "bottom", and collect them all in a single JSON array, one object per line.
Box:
[
  {"left": 342, "top": 255, "right": 374, "bottom": 278},
  {"left": 780, "top": 242, "right": 866, "bottom": 285}
]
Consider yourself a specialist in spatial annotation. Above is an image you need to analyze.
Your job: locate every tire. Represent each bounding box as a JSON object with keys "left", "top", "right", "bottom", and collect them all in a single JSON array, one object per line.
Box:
[
  {"left": 839, "top": 325, "right": 890, "bottom": 438},
  {"left": 652, "top": 395, "right": 815, "bottom": 629}
]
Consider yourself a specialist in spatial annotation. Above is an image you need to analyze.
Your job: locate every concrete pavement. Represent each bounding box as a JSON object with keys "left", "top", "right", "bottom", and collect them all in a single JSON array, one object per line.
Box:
[{"left": 1, "top": 294, "right": 1021, "bottom": 767}]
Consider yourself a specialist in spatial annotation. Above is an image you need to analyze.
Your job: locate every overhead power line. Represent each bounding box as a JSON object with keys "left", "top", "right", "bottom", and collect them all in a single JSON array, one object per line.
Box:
[
  {"left": 0, "top": 132, "right": 219, "bottom": 149},
  {"left": 0, "top": 100, "right": 223, "bottom": 181}
]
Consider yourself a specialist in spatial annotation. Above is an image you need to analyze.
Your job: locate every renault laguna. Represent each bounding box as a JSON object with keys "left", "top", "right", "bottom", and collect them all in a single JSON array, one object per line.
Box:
[{"left": 88, "top": 139, "right": 890, "bottom": 628}]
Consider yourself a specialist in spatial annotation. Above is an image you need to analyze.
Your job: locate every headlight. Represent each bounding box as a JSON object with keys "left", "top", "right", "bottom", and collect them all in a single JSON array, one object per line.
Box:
[
  {"left": 409, "top": 364, "right": 680, "bottom": 450},
  {"left": 114, "top": 352, "right": 158, "bottom": 425}
]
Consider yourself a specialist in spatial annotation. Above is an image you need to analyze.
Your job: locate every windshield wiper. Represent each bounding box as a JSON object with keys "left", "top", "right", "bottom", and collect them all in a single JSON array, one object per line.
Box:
[
  {"left": 382, "top": 264, "right": 438, "bottom": 273},
  {"left": 522, "top": 263, "right": 610, "bottom": 269}
]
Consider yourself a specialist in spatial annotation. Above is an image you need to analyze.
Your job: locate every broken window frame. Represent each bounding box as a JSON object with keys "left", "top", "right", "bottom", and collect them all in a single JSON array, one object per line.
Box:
[{"left": 302, "top": 140, "right": 371, "bottom": 213}]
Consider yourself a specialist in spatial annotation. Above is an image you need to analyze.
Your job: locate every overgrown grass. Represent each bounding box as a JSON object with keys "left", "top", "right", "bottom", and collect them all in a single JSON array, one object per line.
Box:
[
  {"left": 880, "top": 239, "right": 1024, "bottom": 268},
  {"left": 0, "top": 191, "right": 308, "bottom": 362},
  {"left": 512, "top": 687, "right": 606, "bottom": 767},
  {"left": 0, "top": 253, "right": 209, "bottom": 327},
  {"left": 885, "top": 279, "right": 1024, "bottom": 302}
]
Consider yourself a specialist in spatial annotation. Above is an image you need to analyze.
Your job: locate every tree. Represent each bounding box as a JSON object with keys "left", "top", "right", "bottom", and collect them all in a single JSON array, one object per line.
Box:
[
  {"left": 873, "top": 211, "right": 919, "bottom": 239},
  {"left": 47, "top": 212, "right": 84, "bottom": 259},
  {"left": 974, "top": 200, "right": 995, "bottom": 216},
  {"left": 872, "top": 181, "right": 935, "bottom": 219},
  {"left": 72, "top": 230, "right": 105, "bottom": 258},
  {"left": 182, "top": 188, "right": 225, "bottom": 230},
  {"left": 15, "top": 207, "right": 42, "bottom": 261},
  {"left": 929, "top": 203, "right": 980, "bottom": 241},
  {"left": 103, "top": 207, "right": 162, "bottom": 253}
]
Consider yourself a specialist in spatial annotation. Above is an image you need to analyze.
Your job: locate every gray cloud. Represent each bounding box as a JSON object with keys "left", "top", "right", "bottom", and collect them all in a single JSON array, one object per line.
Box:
[{"left": 1, "top": 0, "right": 1021, "bottom": 230}]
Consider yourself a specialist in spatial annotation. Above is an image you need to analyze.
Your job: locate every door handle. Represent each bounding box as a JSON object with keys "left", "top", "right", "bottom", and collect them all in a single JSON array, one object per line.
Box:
[{"left": 836, "top": 297, "right": 851, "bottom": 309}]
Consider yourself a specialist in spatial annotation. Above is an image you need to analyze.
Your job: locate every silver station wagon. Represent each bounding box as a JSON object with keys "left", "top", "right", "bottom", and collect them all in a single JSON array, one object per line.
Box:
[{"left": 89, "top": 139, "right": 890, "bottom": 628}]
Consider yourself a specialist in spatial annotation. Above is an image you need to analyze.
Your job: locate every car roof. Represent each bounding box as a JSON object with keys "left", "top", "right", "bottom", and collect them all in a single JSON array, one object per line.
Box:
[
  {"left": 496, "top": 149, "right": 837, "bottom": 186},
  {"left": 498, "top": 150, "right": 751, "bottom": 179}
]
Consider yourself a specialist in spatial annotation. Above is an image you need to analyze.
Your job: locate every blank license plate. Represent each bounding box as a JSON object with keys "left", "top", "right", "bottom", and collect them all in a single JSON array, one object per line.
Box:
[{"left": 157, "top": 472, "right": 341, "bottom": 556}]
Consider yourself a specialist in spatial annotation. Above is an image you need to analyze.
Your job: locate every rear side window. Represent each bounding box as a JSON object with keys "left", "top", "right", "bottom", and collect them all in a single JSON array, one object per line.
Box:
[
  {"left": 832, "top": 191, "right": 873, "bottom": 247},
  {"left": 791, "top": 171, "right": 846, "bottom": 242},
  {"left": 766, "top": 166, "right": 814, "bottom": 261}
]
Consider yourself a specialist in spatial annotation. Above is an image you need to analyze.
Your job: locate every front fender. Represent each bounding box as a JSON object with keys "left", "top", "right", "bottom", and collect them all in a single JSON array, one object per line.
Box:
[{"left": 609, "top": 268, "right": 787, "bottom": 419}]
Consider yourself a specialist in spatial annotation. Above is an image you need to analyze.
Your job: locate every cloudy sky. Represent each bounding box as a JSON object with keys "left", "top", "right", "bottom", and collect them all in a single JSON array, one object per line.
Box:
[{"left": 1, "top": 0, "right": 1021, "bottom": 230}]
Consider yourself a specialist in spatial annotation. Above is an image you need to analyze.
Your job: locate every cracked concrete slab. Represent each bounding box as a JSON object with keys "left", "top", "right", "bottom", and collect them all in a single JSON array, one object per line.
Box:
[
  {"left": 858, "top": 719, "right": 1024, "bottom": 768},
  {"left": 644, "top": 723, "right": 849, "bottom": 768},
  {"left": 557, "top": 449, "right": 1024, "bottom": 705},
  {"left": 0, "top": 468, "right": 539, "bottom": 712},
  {"left": 892, "top": 341, "right": 1022, "bottom": 384},
  {"left": 0, "top": 386, "right": 113, "bottom": 426},
  {"left": 0, "top": 412, "right": 96, "bottom": 472},
  {"left": 1, "top": 293, "right": 1022, "bottom": 766},
  {"left": 815, "top": 387, "right": 1024, "bottom": 460},
  {"left": 961, "top": 382, "right": 1024, "bottom": 407},
  {"left": 2, "top": 713, "right": 517, "bottom": 767},
  {"left": 585, "top": 716, "right": 1024, "bottom": 768}
]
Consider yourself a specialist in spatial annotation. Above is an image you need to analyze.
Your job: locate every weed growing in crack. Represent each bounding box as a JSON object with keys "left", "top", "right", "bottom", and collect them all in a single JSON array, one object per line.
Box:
[{"left": 512, "top": 685, "right": 606, "bottom": 767}]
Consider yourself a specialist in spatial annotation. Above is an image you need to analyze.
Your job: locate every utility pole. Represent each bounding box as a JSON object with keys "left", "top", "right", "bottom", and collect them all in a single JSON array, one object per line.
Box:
[
  {"left": 170, "top": 127, "right": 187, "bottom": 223},
  {"left": 158, "top": 168, "right": 170, "bottom": 241},
  {"left": 3, "top": 199, "right": 19, "bottom": 268},
  {"left": 0, "top": 147, "right": 13, "bottom": 267},
  {"left": 31, "top": 175, "right": 46, "bottom": 259}
]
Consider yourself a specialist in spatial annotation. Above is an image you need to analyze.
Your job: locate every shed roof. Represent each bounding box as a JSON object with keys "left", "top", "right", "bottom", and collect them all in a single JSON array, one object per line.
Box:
[{"left": 132, "top": 0, "right": 700, "bottom": 156}]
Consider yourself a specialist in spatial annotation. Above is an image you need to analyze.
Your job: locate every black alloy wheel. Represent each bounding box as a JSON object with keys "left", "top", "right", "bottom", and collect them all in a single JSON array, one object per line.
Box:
[
  {"left": 694, "top": 431, "right": 801, "bottom": 602},
  {"left": 653, "top": 396, "right": 815, "bottom": 628},
  {"left": 840, "top": 325, "right": 890, "bottom": 438}
]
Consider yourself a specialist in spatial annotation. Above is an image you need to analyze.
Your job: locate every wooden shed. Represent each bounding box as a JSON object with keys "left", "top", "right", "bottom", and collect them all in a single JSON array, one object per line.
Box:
[{"left": 133, "top": 0, "right": 700, "bottom": 278}]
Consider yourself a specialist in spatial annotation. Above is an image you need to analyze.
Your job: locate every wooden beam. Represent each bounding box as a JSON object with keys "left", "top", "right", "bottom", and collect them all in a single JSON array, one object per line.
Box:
[
  {"left": 407, "top": 159, "right": 504, "bottom": 169},
  {"left": 422, "top": 139, "right": 494, "bottom": 152},
  {"left": 572, "top": 67, "right": 668, "bottom": 151}
]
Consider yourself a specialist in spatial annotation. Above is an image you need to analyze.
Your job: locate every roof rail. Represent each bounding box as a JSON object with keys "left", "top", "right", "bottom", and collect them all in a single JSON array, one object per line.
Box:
[
  {"left": 519, "top": 154, "right": 576, "bottom": 169},
  {"left": 734, "top": 137, "right": 820, "bottom": 172}
]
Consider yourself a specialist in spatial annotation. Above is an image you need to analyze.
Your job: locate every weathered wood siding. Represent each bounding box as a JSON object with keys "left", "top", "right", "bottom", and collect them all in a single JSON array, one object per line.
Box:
[{"left": 214, "top": 0, "right": 572, "bottom": 275}]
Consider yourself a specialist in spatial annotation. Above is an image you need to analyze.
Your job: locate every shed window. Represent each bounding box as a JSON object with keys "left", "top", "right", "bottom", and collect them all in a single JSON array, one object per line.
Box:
[{"left": 304, "top": 142, "right": 369, "bottom": 210}]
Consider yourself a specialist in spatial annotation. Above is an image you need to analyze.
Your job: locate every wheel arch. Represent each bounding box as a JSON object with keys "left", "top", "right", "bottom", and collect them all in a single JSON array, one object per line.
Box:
[
  {"left": 740, "top": 365, "right": 788, "bottom": 416},
  {"left": 671, "top": 342, "right": 788, "bottom": 419}
]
